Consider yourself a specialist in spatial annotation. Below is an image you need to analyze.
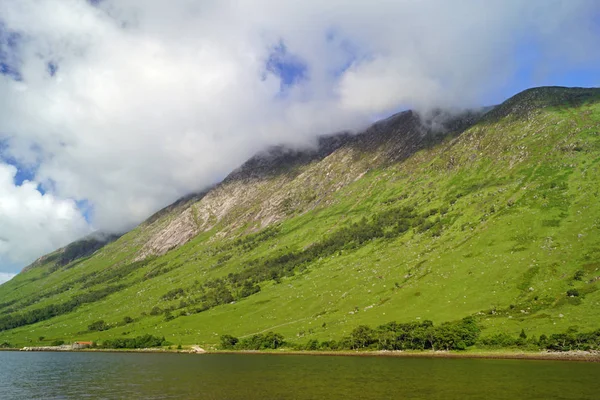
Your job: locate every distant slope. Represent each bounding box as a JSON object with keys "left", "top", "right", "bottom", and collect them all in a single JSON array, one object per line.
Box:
[
  {"left": 1, "top": 86, "right": 600, "bottom": 349},
  {"left": 21, "top": 232, "right": 120, "bottom": 273}
]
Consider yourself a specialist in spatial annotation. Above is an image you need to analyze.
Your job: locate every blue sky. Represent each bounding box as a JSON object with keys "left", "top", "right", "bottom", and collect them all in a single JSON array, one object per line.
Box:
[{"left": 0, "top": 0, "right": 599, "bottom": 280}]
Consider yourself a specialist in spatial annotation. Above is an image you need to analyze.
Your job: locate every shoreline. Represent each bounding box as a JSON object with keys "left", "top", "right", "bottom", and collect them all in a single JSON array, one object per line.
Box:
[{"left": 2, "top": 347, "right": 599, "bottom": 362}]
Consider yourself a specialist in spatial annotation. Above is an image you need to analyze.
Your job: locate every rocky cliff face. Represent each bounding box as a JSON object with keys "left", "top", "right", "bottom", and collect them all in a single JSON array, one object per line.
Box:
[{"left": 136, "top": 108, "right": 485, "bottom": 259}]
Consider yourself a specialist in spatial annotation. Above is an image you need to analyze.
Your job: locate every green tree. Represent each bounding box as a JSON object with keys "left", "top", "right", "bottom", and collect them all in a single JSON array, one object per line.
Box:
[
  {"left": 305, "top": 339, "right": 319, "bottom": 351},
  {"left": 149, "top": 306, "right": 162, "bottom": 316},
  {"left": 262, "top": 332, "right": 285, "bottom": 349},
  {"left": 519, "top": 329, "right": 527, "bottom": 339},
  {"left": 350, "top": 325, "right": 375, "bottom": 349},
  {"left": 88, "top": 320, "right": 108, "bottom": 331},
  {"left": 219, "top": 334, "right": 239, "bottom": 349}
]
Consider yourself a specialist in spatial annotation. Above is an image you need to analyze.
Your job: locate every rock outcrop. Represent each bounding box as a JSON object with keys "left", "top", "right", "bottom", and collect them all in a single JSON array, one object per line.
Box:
[{"left": 136, "top": 108, "right": 484, "bottom": 259}]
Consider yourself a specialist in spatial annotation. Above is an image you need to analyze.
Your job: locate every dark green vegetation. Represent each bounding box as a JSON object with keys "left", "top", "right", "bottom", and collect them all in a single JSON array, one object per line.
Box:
[
  {"left": 1, "top": 86, "right": 600, "bottom": 351},
  {"left": 99, "top": 334, "right": 170, "bottom": 349},
  {"left": 220, "top": 320, "right": 600, "bottom": 352},
  {"left": 220, "top": 332, "right": 285, "bottom": 350},
  {"left": 0, "top": 285, "right": 124, "bottom": 331},
  {"left": 220, "top": 317, "right": 481, "bottom": 351}
]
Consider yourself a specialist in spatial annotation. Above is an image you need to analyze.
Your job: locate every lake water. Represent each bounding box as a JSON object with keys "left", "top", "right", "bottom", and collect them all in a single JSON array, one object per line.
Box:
[{"left": 0, "top": 351, "right": 598, "bottom": 399}]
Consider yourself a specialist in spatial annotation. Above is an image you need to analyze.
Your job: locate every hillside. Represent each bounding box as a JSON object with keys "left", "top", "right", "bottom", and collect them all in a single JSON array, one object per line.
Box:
[{"left": 1, "top": 86, "right": 600, "bottom": 350}]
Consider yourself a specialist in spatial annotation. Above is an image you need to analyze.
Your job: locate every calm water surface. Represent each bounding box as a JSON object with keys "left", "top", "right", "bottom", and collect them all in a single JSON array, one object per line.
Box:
[{"left": 0, "top": 351, "right": 598, "bottom": 399}]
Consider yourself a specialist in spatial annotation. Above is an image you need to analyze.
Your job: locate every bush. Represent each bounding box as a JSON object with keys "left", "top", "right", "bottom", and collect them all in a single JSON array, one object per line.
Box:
[
  {"left": 234, "top": 332, "right": 285, "bottom": 350},
  {"left": 51, "top": 340, "right": 65, "bottom": 346},
  {"left": 566, "top": 289, "right": 580, "bottom": 297},
  {"left": 88, "top": 320, "right": 109, "bottom": 331},
  {"left": 161, "top": 288, "right": 186, "bottom": 301},
  {"left": 319, "top": 340, "right": 339, "bottom": 350},
  {"left": 101, "top": 334, "right": 168, "bottom": 349},
  {"left": 519, "top": 329, "right": 527, "bottom": 339},
  {"left": 164, "top": 311, "right": 175, "bottom": 321},
  {"left": 479, "top": 333, "right": 518, "bottom": 348},
  {"left": 573, "top": 270, "right": 585, "bottom": 281},
  {"left": 304, "top": 339, "right": 319, "bottom": 351},
  {"left": 219, "top": 334, "right": 239, "bottom": 349},
  {"left": 149, "top": 306, "right": 163, "bottom": 316}
]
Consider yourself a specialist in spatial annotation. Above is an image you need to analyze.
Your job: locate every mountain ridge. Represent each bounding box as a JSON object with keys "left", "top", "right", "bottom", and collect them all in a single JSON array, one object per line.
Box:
[
  {"left": 18, "top": 100, "right": 507, "bottom": 270},
  {"left": 1, "top": 86, "right": 600, "bottom": 350},
  {"left": 133, "top": 106, "right": 487, "bottom": 260}
]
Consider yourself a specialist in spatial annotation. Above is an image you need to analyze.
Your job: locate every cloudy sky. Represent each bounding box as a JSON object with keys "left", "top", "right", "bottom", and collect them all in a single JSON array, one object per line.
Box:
[{"left": 0, "top": 0, "right": 599, "bottom": 282}]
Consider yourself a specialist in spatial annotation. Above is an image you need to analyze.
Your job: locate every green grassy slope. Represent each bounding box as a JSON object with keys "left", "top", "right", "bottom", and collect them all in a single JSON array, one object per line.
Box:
[{"left": 1, "top": 86, "right": 600, "bottom": 349}]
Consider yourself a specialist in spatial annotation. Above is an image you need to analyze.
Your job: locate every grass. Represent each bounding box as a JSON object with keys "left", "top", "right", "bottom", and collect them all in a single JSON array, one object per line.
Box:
[{"left": 1, "top": 87, "right": 600, "bottom": 350}]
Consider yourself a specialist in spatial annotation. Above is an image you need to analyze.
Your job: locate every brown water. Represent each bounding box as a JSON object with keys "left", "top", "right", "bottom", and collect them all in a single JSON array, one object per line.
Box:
[{"left": 0, "top": 351, "right": 598, "bottom": 399}]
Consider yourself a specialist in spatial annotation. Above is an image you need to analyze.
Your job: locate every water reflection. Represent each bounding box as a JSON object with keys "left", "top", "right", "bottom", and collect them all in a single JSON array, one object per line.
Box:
[{"left": 0, "top": 352, "right": 598, "bottom": 399}]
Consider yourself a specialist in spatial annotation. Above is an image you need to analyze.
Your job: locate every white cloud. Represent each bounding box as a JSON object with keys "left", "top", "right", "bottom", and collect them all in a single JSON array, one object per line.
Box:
[
  {"left": 0, "top": 163, "right": 91, "bottom": 269},
  {"left": 0, "top": 272, "right": 16, "bottom": 285},
  {"left": 0, "top": 0, "right": 598, "bottom": 272}
]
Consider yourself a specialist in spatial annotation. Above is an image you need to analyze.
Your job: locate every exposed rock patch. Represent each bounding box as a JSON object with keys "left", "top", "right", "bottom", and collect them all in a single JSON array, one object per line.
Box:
[{"left": 135, "top": 108, "right": 486, "bottom": 260}]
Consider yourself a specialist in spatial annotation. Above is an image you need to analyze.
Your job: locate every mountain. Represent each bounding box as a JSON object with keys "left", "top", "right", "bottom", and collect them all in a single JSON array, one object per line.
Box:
[
  {"left": 21, "top": 232, "right": 121, "bottom": 274},
  {"left": 1, "top": 86, "right": 600, "bottom": 349}
]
